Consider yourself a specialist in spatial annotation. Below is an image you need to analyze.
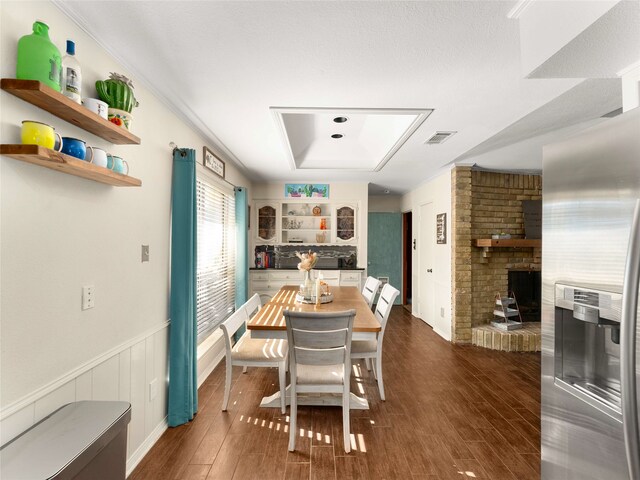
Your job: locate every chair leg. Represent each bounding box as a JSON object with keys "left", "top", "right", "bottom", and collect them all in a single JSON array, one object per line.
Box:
[
  {"left": 288, "top": 381, "right": 297, "bottom": 452},
  {"left": 343, "top": 384, "right": 351, "bottom": 453},
  {"left": 279, "top": 361, "right": 286, "bottom": 414},
  {"left": 222, "top": 357, "right": 233, "bottom": 411},
  {"left": 371, "top": 357, "right": 378, "bottom": 380},
  {"left": 364, "top": 358, "right": 372, "bottom": 371},
  {"left": 376, "top": 354, "right": 385, "bottom": 401},
  {"left": 242, "top": 366, "right": 248, "bottom": 374}
]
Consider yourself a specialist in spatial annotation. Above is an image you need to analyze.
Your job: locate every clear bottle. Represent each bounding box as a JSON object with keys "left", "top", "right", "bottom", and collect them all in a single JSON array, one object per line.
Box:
[{"left": 60, "top": 40, "right": 81, "bottom": 103}]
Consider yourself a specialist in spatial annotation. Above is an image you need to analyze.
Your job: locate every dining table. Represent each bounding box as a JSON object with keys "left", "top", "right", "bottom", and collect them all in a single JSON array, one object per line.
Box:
[{"left": 247, "top": 284, "right": 381, "bottom": 409}]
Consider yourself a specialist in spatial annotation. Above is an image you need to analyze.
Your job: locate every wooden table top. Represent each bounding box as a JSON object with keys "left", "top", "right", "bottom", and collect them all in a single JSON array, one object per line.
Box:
[{"left": 247, "top": 285, "right": 381, "bottom": 332}]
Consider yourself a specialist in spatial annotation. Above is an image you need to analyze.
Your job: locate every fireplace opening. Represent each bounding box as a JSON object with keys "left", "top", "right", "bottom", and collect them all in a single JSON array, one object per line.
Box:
[{"left": 508, "top": 270, "right": 541, "bottom": 322}]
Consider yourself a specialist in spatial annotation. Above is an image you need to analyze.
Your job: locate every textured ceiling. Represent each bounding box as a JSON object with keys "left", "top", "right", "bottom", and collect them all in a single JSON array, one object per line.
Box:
[{"left": 56, "top": 0, "right": 636, "bottom": 194}]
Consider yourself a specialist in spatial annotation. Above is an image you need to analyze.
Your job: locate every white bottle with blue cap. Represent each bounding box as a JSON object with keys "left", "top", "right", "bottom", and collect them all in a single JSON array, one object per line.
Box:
[{"left": 61, "top": 40, "right": 81, "bottom": 103}]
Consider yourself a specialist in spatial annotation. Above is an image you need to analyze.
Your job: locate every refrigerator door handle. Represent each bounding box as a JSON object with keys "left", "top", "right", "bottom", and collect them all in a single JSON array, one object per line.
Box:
[{"left": 622, "top": 199, "right": 640, "bottom": 480}]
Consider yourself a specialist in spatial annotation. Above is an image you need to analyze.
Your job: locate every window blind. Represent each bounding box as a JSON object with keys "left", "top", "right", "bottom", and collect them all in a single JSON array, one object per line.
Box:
[{"left": 196, "top": 171, "right": 236, "bottom": 343}]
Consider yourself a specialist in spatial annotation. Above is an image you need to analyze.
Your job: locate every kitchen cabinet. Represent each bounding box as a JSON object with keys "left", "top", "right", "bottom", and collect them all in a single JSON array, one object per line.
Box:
[
  {"left": 281, "top": 202, "right": 331, "bottom": 244},
  {"left": 339, "top": 271, "right": 362, "bottom": 290},
  {"left": 255, "top": 201, "right": 279, "bottom": 243},
  {"left": 249, "top": 269, "right": 303, "bottom": 299},
  {"left": 249, "top": 269, "right": 364, "bottom": 299},
  {"left": 334, "top": 204, "right": 357, "bottom": 244}
]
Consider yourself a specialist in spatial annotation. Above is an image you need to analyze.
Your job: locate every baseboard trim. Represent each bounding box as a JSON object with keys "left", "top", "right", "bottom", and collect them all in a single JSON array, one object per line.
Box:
[{"left": 126, "top": 417, "right": 168, "bottom": 477}]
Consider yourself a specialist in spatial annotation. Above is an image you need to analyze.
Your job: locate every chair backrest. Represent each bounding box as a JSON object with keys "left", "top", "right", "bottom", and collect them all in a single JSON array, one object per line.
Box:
[
  {"left": 284, "top": 310, "right": 356, "bottom": 367},
  {"left": 243, "top": 293, "right": 262, "bottom": 318},
  {"left": 374, "top": 284, "right": 400, "bottom": 333},
  {"left": 219, "top": 308, "right": 249, "bottom": 352},
  {"left": 362, "top": 276, "right": 381, "bottom": 309}
]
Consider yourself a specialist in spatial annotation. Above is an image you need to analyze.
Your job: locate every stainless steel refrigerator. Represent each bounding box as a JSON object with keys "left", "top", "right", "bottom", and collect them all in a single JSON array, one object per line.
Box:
[{"left": 542, "top": 107, "right": 640, "bottom": 479}]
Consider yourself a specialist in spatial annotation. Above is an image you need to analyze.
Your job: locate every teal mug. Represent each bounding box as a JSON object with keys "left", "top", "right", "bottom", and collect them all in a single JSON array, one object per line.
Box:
[{"left": 106, "top": 154, "right": 129, "bottom": 175}]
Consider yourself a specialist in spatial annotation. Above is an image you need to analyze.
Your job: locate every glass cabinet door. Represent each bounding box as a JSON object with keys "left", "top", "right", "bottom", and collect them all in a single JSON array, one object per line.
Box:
[
  {"left": 256, "top": 202, "right": 278, "bottom": 243},
  {"left": 335, "top": 204, "right": 356, "bottom": 243}
]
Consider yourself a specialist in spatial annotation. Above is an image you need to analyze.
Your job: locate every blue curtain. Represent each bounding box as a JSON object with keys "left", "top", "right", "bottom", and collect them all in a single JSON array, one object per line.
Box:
[
  {"left": 234, "top": 187, "right": 248, "bottom": 339},
  {"left": 235, "top": 187, "right": 248, "bottom": 307},
  {"left": 167, "top": 148, "right": 198, "bottom": 427}
]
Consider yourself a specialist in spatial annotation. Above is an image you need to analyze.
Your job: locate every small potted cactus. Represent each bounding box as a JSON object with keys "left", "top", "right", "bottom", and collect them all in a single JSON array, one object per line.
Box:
[{"left": 96, "top": 73, "right": 139, "bottom": 130}]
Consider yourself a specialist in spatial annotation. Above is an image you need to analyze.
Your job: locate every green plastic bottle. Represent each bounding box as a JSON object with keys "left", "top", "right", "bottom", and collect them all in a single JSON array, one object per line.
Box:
[{"left": 16, "top": 21, "right": 62, "bottom": 91}]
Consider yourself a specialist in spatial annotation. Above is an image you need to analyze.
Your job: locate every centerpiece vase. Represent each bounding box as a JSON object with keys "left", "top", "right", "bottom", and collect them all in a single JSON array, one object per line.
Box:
[{"left": 303, "top": 270, "right": 313, "bottom": 298}]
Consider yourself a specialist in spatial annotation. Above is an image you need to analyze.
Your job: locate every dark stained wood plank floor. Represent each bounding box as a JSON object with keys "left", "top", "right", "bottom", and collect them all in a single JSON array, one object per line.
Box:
[{"left": 130, "top": 307, "right": 541, "bottom": 480}]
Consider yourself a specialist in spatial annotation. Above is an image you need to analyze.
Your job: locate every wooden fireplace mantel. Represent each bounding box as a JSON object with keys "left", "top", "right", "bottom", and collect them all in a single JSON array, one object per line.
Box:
[{"left": 474, "top": 239, "right": 541, "bottom": 248}]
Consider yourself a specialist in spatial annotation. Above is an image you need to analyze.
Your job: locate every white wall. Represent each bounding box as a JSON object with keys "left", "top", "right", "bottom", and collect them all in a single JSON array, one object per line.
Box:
[
  {"left": 401, "top": 169, "right": 452, "bottom": 341},
  {"left": 0, "top": 1, "right": 249, "bottom": 473}
]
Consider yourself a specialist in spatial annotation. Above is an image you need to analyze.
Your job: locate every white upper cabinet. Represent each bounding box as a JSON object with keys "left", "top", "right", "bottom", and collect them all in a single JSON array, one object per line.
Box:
[
  {"left": 334, "top": 204, "right": 357, "bottom": 244},
  {"left": 255, "top": 201, "right": 279, "bottom": 244},
  {"left": 281, "top": 202, "right": 331, "bottom": 244}
]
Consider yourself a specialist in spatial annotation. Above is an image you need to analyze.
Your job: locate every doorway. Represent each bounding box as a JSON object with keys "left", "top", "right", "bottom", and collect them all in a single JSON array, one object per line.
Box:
[{"left": 402, "top": 211, "right": 412, "bottom": 308}]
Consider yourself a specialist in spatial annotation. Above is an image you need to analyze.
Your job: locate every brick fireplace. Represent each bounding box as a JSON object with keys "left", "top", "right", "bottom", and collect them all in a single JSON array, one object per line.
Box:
[{"left": 451, "top": 166, "right": 542, "bottom": 347}]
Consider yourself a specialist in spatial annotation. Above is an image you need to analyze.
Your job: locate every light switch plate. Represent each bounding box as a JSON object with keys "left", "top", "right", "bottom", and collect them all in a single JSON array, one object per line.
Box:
[{"left": 141, "top": 245, "right": 150, "bottom": 262}]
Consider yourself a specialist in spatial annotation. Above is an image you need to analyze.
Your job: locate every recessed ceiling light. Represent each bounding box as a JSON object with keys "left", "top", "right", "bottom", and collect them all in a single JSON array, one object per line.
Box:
[
  {"left": 333, "top": 116, "right": 348, "bottom": 123},
  {"left": 384, "top": 189, "right": 390, "bottom": 194},
  {"left": 331, "top": 134, "right": 344, "bottom": 139}
]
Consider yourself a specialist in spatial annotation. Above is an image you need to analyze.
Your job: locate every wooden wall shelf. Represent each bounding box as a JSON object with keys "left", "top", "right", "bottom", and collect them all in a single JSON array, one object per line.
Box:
[
  {"left": 474, "top": 239, "right": 541, "bottom": 248},
  {"left": 0, "top": 144, "right": 142, "bottom": 187},
  {"left": 1, "top": 79, "right": 141, "bottom": 145}
]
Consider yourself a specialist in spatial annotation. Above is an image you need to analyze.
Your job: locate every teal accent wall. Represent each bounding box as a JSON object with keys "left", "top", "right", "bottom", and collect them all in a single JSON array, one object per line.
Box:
[{"left": 367, "top": 212, "right": 402, "bottom": 304}]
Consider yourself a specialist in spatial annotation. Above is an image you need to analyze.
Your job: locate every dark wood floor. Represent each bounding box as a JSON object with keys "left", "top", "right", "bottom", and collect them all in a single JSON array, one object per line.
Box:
[{"left": 130, "top": 307, "right": 541, "bottom": 480}]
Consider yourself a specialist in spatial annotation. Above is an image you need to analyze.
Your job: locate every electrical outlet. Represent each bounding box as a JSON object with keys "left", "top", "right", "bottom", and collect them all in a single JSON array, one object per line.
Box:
[
  {"left": 82, "top": 285, "right": 95, "bottom": 310},
  {"left": 440, "top": 307, "right": 445, "bottom": 317},
  {"left": 141, "top": 245, "right": 150, "bottom": 262},
  {"left": 149, "top": 378, "right": 158, "bottom": 401}
]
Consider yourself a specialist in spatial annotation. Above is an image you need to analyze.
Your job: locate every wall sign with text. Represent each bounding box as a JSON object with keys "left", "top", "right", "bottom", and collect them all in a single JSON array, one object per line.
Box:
[
  {"left": 203, "top": 146, "right": 225, "bottom": 178},
  {"left": 436, "top": 213, "right": 447, "bottom": 244}
]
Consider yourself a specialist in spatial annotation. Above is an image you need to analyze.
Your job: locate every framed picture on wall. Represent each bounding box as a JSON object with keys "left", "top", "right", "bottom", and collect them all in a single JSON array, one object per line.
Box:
[
  {"left": 203, "top": 146, "right": 225, "bottom": 179},
  {"left": 436, "top": 213, "right": 447, "bottom": 244}
]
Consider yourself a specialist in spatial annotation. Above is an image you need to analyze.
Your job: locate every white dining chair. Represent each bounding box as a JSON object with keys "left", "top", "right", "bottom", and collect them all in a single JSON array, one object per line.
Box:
[
  {"left": 240, "top": 293, "right": 265, "bottom": 374},
  {"left": 361, "top": 276, "right": 381, "bottom": 309},
  {"left": 351, "top": 283, "right": 399, "bottom": 401},
  {"left": 284, "top": 309, "right": 356, "bottom": 453},
  {"left": 243, "top": 292, "right": 262, "bottom": 318},
  {"left": 220, "top": 306, "right": 288, "bottom": 413}
]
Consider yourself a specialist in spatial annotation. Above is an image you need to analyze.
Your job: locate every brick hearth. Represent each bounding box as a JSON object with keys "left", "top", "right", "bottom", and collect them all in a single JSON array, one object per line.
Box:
[{"left": 471, "top": 322, "right": 541, "bottom": 352}]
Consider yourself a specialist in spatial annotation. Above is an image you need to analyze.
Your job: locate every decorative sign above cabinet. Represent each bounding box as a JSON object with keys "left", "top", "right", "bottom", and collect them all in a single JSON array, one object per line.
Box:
[{"left": 284, "top": 183, "right": 329, "bottom": 198}]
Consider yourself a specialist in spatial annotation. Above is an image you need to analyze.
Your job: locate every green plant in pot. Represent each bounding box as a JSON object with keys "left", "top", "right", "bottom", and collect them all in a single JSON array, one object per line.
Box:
[{"left": 96, "top": 72, "right": 139, "bottom": 130}]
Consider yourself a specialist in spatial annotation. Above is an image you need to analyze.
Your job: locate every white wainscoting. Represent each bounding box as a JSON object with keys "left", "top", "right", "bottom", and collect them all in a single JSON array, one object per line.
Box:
[
  {"left": 0, "top": 321, "right": 227, "bottom": 476},
  {"left": 0, "top": 322, "right": 170, "bottom": 476}
]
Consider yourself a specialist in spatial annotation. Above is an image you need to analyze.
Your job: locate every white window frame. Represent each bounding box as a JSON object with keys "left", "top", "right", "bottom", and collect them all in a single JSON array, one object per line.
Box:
[{"left": 196, "top": 165, "right": 236, "bottom": 344}]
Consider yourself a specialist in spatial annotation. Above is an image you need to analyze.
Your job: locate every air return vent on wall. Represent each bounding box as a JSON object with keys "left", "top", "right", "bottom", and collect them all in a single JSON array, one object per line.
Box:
[{"left": 425, "top": 131, "right": 456, "bottom": 145}]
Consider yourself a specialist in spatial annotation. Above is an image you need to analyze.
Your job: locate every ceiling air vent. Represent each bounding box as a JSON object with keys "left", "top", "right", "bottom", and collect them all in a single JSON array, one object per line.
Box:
[{"left": 425, "top": 131, "right": 456, "bottom": 145}]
